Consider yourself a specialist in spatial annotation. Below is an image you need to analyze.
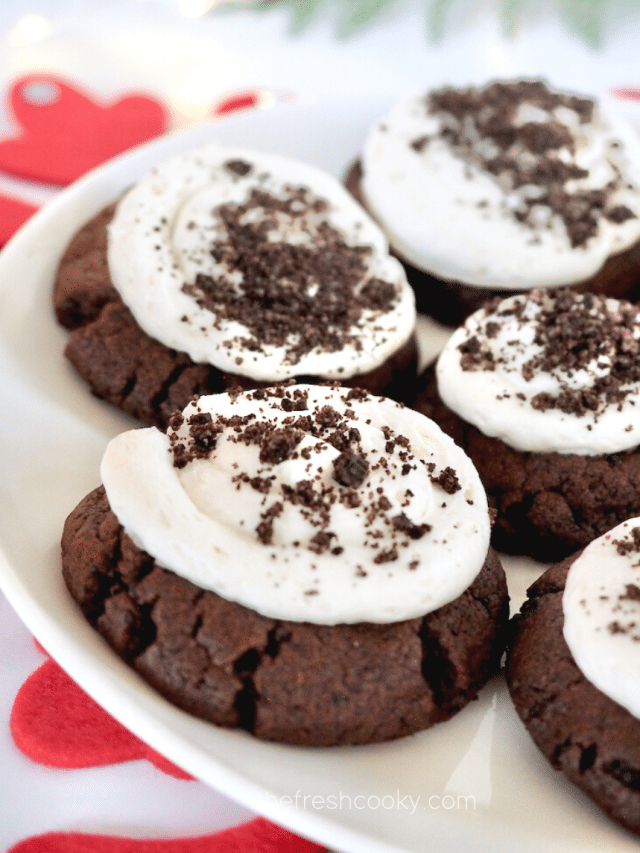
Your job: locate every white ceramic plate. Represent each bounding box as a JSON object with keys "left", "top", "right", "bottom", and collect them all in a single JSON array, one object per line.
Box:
[{"left": 0, "top": 94, "right": 637, "bottom": 853}]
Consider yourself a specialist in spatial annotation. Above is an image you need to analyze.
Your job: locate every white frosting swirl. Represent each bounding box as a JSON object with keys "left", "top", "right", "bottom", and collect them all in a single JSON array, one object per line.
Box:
[
  {"left": 564, "top": 518, "right": 640, "bottom": 721},
  {"left": 360, "top": 82, "right": 640, "bottom": 290},
  {"left": 100, "top": 385, "right": 490, "bottom": 624},
  {"left": 107, "top": 143, "right": 415, "bottom": 382},
  {"left": 436, "top": 289, "right": 640, "bottom": 455}
]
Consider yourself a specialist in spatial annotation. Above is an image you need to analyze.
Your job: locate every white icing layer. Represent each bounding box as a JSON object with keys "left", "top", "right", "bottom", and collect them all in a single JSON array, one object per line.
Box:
[
  {"left": 100, "top": 384, "right": 490, "bottom": 625},
  {"left": 107, "top": 143, "right": 414, "bottom": 382},
  {"left": 564, "top": 518, "right": 640, "bottom": 721},
  {"left": 360, "top": 83, "right": 640, "bottom": 290},
  {"left": 436, "top": 290, "right": 640, "bottom": 455}
]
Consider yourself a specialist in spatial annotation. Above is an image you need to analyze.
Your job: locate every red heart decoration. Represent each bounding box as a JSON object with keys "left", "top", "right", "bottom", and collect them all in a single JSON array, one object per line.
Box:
[
  {"left": 0, "top": 191, "right": 38, "bottom": 245},
  {"left": 212, "top": 90, "right": 277, "bottom": 117},
  {"left": 0, "top": 74, "right": 168, "bottom": 185},
  {"left": 611, "top": 86, "right": 640, "bottom": 100},
  {"left": 11, "top": 655, "right": 192, "bottom": 779},
  {"left": 6, "top": 818, "right": 325, "bottom": 853}
]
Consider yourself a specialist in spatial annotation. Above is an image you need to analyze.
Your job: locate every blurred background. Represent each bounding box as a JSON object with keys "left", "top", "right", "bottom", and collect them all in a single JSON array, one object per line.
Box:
[
  {"left": 2, "top": 0, "right": 640, "bottom": 124},
  {"left": 1, "top": 0, "right": 639, "bottom": 213}
]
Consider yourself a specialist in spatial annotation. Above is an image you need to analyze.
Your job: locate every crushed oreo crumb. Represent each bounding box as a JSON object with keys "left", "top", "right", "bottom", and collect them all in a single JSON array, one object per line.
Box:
[
  {"left": 421, "top": 80, "right": 636, "bottom": 247},
  {"left": 333, "top": 451, "right": 369, "bottom": 488},
  {"left": 620, "top": 583, "right": 640, "bottom": 601},
  {"left": 613, "top": 526, "right": 640, "bottom": 556},
  {"left": 166, "top": 385, "right": 451, "bottom": 564},
  {"left": 225, "top": 159, "right": 253, "bottom": 177},
  {"left": 430, "top": 466, "right": 462, "bottom": 494},
  {"left": 460, "top": 289, "right": 640, "bottom": 418},
  {"left": 181, "top": 186, "right": 399, "bottom": 364}
]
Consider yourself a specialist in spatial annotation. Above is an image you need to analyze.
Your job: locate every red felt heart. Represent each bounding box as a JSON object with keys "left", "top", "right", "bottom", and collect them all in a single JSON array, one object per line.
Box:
[
  {"left": 6, "top": 818, "right": 325, "bottom": 853},
  {"left": 11, "top": 656, "right": 192, "bottom": 779},
  {"left": 0, "top": 191, "right": 38, "bottom": 245},
  {"left": 0, "top": 74, "right": 168, "bottom": 185},
  {"left": 611, "top": 86, "right": 640, "bottom": 100},
  {"left": 213, "top": 91, "right": 265, "bottom": 117}
]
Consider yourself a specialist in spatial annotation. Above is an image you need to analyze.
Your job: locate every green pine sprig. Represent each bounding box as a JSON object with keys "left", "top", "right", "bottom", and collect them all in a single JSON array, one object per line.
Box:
[{"left": 246, "top": 0, "right": 622, "bottom": 47}]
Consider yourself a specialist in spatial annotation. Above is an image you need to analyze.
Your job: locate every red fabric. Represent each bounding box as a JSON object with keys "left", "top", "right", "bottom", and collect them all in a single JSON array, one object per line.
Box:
[
  {"left": 0, "top": 191, "right": 38, "bottom": 245},
  {"left": 0, "top": 74, "right": 168, "bottom": 185},
  {"left": 212, "top": 91, "right": 264, "bottom": 117},
  {"left": 10, "top": 657, "right": 192, "bottom": 779},
  {"left": 611, "top": 86, "right": 640, "bottom": 100},
  {"left": 6, "top": 819, "right": 325, "bottom": 853}
]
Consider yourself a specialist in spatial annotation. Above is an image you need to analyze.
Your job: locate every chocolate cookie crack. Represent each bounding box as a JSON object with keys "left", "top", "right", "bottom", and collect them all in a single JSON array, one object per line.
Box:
[
  {"left": 61, "top": 490, "right": 158, "bottom": 659},
  {"left": 604, "top": 759, "right": 640, "bottom": 792},
  {"left": 65, "top": 301, "right": 225, "bottom": 428},
  {"left": 230, "top": 625, "right": 295, "bottom": 735},
  {"left": 419, "top": 618, "right": 458, "bottom": 707}
]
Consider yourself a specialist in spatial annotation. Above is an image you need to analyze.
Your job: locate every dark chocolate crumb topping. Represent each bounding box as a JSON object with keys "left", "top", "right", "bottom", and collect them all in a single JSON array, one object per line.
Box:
[
  {"left": 430, "top": 466, "right": 462, "bottom": 494},
  {"left": 613, "top": 526, "right": 640, "bottom": 556},
  {"left": 332, "top": 451, "right": 369, "bottom": 488},
  {"left": 224, "top": 159, "right": 253, "bottom": 177},
  {"left": 621, "top": 583, "right": 640, "bottom": 601},
  {"left": 417, "top": 80, "right": 636, "bottom": 247},
  {"left": 180, "top": 184, "right": 399, "bottom": 364},
  {"left": 166, "top": 385, "right": 463, "bottom": 566},
  {"left": 460, "top": 289, "right": 640, "bottom": 418}
]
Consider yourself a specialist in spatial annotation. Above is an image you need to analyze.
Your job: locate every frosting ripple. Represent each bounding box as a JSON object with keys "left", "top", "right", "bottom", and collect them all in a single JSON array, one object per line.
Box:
[
  {"left": 107, "top": 143, "right": 415, "bottom": 382},
  {"left": 564, "top": 518, "right": 640, "bottom": 721},
  {"left": 100, "top": 384, "right": 490, "bottom": 624},
  {"left": 361, "top": 80, "right": 640, "bottom": 290}
]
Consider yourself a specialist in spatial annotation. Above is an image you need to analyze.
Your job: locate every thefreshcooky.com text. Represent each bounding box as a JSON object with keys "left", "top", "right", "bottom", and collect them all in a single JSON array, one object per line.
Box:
[{"left": 264, "top": 790, "right": 476, "bottom": 815}]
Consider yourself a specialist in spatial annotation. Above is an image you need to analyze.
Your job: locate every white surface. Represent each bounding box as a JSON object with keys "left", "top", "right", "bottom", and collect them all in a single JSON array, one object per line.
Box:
[{"left": 1, "top": 94, "right": 639, "bottom": 853}]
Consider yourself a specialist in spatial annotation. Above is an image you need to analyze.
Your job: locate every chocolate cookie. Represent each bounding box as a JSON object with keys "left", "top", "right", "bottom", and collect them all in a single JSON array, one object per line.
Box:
[
  {"left": 350, "top": 80, "right": 640, "bottom": 326},
  {"left": 55, "top": 144, "right": 420, "bottom": 429},
  {"left": 347, "top": 161, "right": 640, "bottom": 326},
  {"left": 414, "top": 288, "right": 640, "bottom": 562},
  {"left": 507, "top": 556, "right": 640, "bottom": 835},
  {"left": 62, "top": 485, "right": 509, "bottom": 746},
  {"left": 414, "top": 364, "right": 640, "bottom": 563}
]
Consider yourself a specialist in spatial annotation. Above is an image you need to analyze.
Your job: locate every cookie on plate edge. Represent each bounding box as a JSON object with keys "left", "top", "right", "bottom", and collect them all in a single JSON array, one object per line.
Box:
[{"left": 507, "top": 518, "right": 640, "bottom": 836}]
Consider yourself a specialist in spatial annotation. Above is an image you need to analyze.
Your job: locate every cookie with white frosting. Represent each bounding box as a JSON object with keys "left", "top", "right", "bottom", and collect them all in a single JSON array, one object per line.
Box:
[
  {"left": 507, "top": 518, "right": 640, "bottom": 835},
  {"left": 54, "top": 145, "right": 418, "bottom": 427},
  {"left": 347, "top": 80, "right": 640, "bottom": 324},
  {"left": 61, "top": 383, "right": 508, "bottom": 745},
  {"left": 414, "top": 288, "right": 640, "bottom": 561}
]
